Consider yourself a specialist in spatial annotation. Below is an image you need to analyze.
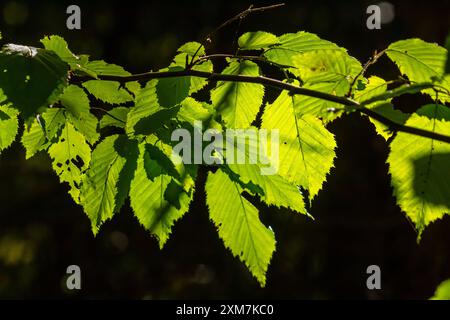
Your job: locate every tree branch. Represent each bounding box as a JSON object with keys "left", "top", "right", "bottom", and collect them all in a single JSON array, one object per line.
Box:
[
  {"left": 73, "top": 69, "right": 450, "bottom": 144},
  {"left": 189, "top": 3, "right": 285, "bottom": 66}
]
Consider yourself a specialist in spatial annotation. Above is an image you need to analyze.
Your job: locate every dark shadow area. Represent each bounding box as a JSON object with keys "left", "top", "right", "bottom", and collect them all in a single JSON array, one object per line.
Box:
[{"left": 412, "top": 152, "right": 450, "bottom": 207}]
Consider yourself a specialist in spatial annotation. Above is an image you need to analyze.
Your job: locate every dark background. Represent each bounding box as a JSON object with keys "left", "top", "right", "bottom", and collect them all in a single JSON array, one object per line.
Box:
[{"left": 0, "top": 0, "right": 449, "bottom": 299}]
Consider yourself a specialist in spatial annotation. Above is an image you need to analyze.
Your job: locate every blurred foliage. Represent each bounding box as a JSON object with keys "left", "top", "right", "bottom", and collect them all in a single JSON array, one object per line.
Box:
[
  {"left": 430, "top": 279, "right": 450, "bottom": 300},
  {"left": 0, "top": 0, "right": 450, "bottom": 299}
]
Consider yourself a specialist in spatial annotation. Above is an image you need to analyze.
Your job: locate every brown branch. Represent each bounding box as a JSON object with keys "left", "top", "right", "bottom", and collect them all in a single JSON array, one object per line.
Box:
[
  {"left": 189, "top": 3, "right": 285, "bottom": 67},
  {"left": 193, "top": 53, "right": 293, "bottom": 69},
  {"left": 202, "top": 3, "right": 285, "bottom": 46},
  {"left": 73, "top": 69, "right": 450, "bottom": 144}
]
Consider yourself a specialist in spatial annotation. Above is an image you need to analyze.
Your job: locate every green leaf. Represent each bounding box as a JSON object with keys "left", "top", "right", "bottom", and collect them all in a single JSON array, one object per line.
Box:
[
  {"left": 292, "top": 50, "right": 362, "bottom": 83},
  {"left": 80, "top": 134, "right": 139, "bottom": 234},
  {"left": 387, "top": 104, "right": 450, "bottom": 237},
  {"left": 84, "top": 60, "right": 131, "bottom": 76},
  {"left": 264, "top": 31, "right": 345, "bottom": 69},
  {"left": 100, "top": 107, "right": 129, "bottom": 129},
  {"left": 170, "top": 42, "right": 214, "bottom": 94},
  {"left": 132, "top": 106, "right": 180, "bottom": 136},
  {"left": 355, "top": 76, "right": 409, "bottom": 140},
  {"left": 221, "top": 128, "right": 307, "bottom": 214},
  {"left": 367, "top": 102, "right": 409, "bottom": 140},
  {"left": 156, "top": 66, "right": 190, "bottom": 108},
  {"left": 59, "top": 85, "right": 89, "bottom": 117},
  {"left": 386, "top": 39, "right": 450, "bottom": 102},
  {"left": 262, "top": 90, "right": 336, "bottom": 201},
  {"left": 0, "top": 104, "right": 19, "bottom": 153},
  {"left": 59, "top": 85, "right": 99, "bottom": 145},
  {"left": 227, "top": 163, "right": 307, "bottom": 215},
  {"left": 175, "top": 42, "right": 205, "bottom": 58},
  {"left": 83, "top": 80, "right": 133, "bottom": 104},
  {"left": 211, "top": 60, "right": 264, "bottom": 128},
  {"left": 294, "top": 81, "right": 349, "bottom": 122},
  {"left": 129, "top": 142, "right": 194, "bottom": 248},
  {"left": 126, "top": 80, "right": 160, "bottom": 136},
  {"left": 21, "top": 108, "right": 65, "bottom": 159},
  {"left": 290, "top": 50, "right": 362, "bottom": 122},
  {"left": 48, "top": 122, "right": 91, "bottom": 202},
  {"left": 0, "top": 44, "right": 69, "bottom": 119},
  {"left": 360, "top": 82, "right": 436, "bottom": 106},
  {"left": 206, "top": 169, "right": 276, "bottom": 287},
  {"left": 40, "top": 35, "right": 88, "bottom": 72},
  {"left": 177, "top": 97, "right": 212, "bottom": 125},
  {"left": 238, "top": 31, "right": 279, "bottom": 50},
  {"left": 430, "top": 279, "right": 450, "bottom": 300},
  {"left": 354, "top": 76, "right": 388, "bottom": 103}
]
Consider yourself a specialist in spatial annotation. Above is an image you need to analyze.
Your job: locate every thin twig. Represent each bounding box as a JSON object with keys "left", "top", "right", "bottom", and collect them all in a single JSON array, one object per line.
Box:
[
  {"left": 189, "top": 3, "right": 285, "bottom": 67},
  {"left": 347, "top": 49, "right": 386, "bottom": 97},
  {"left": 73, "top": 69, "right": 450, "bottom": 144}
]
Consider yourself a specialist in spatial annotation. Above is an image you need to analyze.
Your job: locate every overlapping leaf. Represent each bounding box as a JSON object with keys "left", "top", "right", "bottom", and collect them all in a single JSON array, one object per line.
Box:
[
  {"left": 292, "top": 51, "right": 362, "bottom": 122},
  {"left": 80, "top": 135, "right": 138, "bottom": 234},
  {"left": 262, "top": 90, "right": 336, "bottom": 201},
  {"left": 238, "top": 31, "right": 279, "bottom": 50},
  {"left": 355, "top": 76, "right": 409, "bottom": 140},
  {"left": 59, "top": 85, "right": 99, "bottom": 144},
  {"left": 211, "top": 60, "right": 264, "bottom": 128},
  {"left": 21, "top": 108, "right": 66, "bottom": 159},
  {"left": 48, "top": 122, "right": 91, "bottom": 202},
  {"left": 129, "top": 141, "right": 195, "bottom": 248},
  {"left": 206, "top": 169, "right": 276, "bottom": 286},
  {"left": 0, "top": 104, "right": 19, "bottom": 153},
  {"left": 386, "top": 39, "right": 450, "bottom": 102},
  {"left": 0, "top": 44, "right": 69, "bottom": 118},
  {"left": 263, "top": 31, "right": 345, "bottom": 70},
  {"left": 388, "top": 104, "right": 450, "bottom": 237}
]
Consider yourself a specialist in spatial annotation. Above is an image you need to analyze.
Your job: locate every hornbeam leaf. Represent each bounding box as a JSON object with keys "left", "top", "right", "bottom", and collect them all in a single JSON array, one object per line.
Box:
[
  {"left": 59, "top": 85, "right": 99, "bottom": 144},
  {"left": 264, "top": 31, "right": 345, "bottom": 70},
  {"left": 205, "top": 169, "right": 276, "bottom": 287},
  {"left": 0, "top": 104, "right": 19, "bottom": 153},
  {"left": 100, "top": 107, "right": 129, "bottom": 129},
  {"left": 126, "top": 80, "right": 160, "bottom": 136},
  {"left": 129, "top": 142, "right": 194, "bottom": 248},
  {"left": 386, "top": 39, "right": 450, "bottom": 103},
  {"left": 80, "top": 134, "right": 139, "bottom": 234},
  {"left": 290, "top": 51, "right": 362, "bottom": 122},
  {"left": 262, "top": 90, "right": 336, "bottom": 201},
  {"left": 60, "top": 85, "right": 90, "bottom": 117},
  {"left": 48, "top": 122, "right": 91, "bottom": 202},
  {"left": 83, "top": 80, "right": 133, "bottom": 104},
  {"left": 176, "top": 98, "right": 213, "bottom": 125},
  {"left": 40, "top": 35, "right": 92, "bottom": 76},
  {"left": 170, "top": 42, "right": 214, "bottom": 95},
  {"left": 292, "top": 50, "right": 362, "bottom": 83},
  {"left": 238, "top": 31, "right": 279, "bottom": 50},
  {"left": 21, "top": 108, "right": 65, "bottom": 158},
  {"left": 366, "top": 102, "right": 409, "bottom": 140},
  {"left": 223, "top": 130, "right": 307, "bottom": 214},
  {"left": 156, "top": 66, "right": 191, "bottom": 108},
  {"left": 355, "top": 76, "right": 409, "bottom": 140},
  {"left": 211, "top": 60, "right": 264, "bottom": 128},
  {"left": 84, "top": 60, "right": 130, "bottom": 76},
  {"left": 0, "top": 44, "right": 69, "bottom": 119},
  {"left": 387, "top": 104, "right": 450, "bottom": 237},
  {"left": 295, "top": 81, "right": 349, "bottom": 123}
]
